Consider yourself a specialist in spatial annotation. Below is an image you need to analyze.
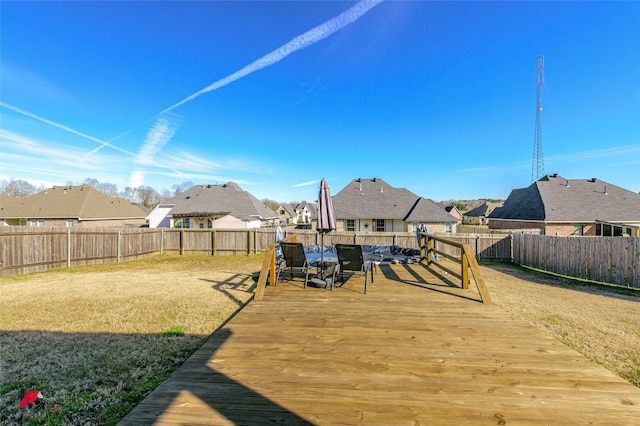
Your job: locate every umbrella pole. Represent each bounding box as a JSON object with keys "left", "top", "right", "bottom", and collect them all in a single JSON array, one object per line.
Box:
[{"left": 320, "top": 233, "right": 325, "bottom": 279}]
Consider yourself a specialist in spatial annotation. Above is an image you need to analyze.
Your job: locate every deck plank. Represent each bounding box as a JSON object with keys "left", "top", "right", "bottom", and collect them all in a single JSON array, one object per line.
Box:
[{"left": 120, "top": 263, "right": 640, "bottom": 425}]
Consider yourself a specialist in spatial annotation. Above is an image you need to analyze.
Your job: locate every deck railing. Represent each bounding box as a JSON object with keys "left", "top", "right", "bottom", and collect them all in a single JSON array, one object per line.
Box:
[
  {"left": 254, "top": 235, "right": 297, "bottom": 301},
  {"left": 419, "top": 233, "right": 492, "bottom": 304}
]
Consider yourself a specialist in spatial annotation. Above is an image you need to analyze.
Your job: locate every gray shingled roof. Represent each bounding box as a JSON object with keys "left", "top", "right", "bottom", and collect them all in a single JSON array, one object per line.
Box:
[
  {"left": 489, "top": 174, "right": 640, "bottom": 222},
  {"left": 333, "top": 178, "right": 455, "bottom": 222},
  {"left": 405, "top": 197, "right": 460, "bottom": 222},
  {"left": 279, "top": 203, "right": 297, "bottom": 217},
  {"left": 165, "top": 182, "right": 277, "bottom": 220},
  {"left": 0, "top": 185, "right": 146, "bottom": 219},
  {"left": 465, "top": 201, "right": 503, "bottom": 218}
]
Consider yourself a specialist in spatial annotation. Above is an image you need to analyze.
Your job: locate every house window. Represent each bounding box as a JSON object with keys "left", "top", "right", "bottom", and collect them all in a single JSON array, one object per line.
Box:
[
  {"left": 175, "top": 218, "right": 190, "bottom": 228},
  {"left": 66, "top": 219, "right": 74, "bottom": 228},
  {"left": 346, "top": 219, "right": 355, "bottom": 231},
  {"left": 572, "top": 225, "right": 583, "bottom": 235},
  {"left": 375, "top": 219, "right": 385, "bottom": 232},
  {"left": 445, "top": 222, "right": 452, "bottom": 233},
  {"left": 30, "top": 219, "right": 37, "bottom": 227},
  {"left": 20, "top": 219, "right": 26, "bottom": 226}
]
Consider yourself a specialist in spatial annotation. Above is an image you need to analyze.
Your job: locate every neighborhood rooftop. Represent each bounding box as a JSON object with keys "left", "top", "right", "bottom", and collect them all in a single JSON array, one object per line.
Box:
[
  {"left": 332, "top": 178, "right": 456, "bottom": 223},
  {"left": 165, "top": 182, "right": 278, "bottom": 221},
  {"left": 490, "top": 174, "right": 640, "bottom": 223}
]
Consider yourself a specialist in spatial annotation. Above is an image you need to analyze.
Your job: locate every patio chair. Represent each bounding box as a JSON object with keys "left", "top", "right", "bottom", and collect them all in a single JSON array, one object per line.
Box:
[
  {"left": 335, "top": 244, "right": 374, "bottom": 294},
  {"left": 276, "top": 242, "right": 315, "bottom": 288}
]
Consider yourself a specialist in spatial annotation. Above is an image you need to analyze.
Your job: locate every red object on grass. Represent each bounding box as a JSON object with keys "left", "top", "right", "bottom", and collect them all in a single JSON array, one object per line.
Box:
[{"left": 19, "top": 390, "right": 42, "bottom": 408}]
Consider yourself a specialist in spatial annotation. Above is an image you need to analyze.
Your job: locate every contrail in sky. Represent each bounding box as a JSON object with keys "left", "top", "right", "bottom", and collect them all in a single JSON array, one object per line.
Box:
[
  {"left": 159, "top": 0, "right": 384, "bottom": 115},
  {"left": 0, "top": 101, "right": 136, "bottom": 157},
  {"left": 1, "top": 0, "right": 383, "bottom": 174}
]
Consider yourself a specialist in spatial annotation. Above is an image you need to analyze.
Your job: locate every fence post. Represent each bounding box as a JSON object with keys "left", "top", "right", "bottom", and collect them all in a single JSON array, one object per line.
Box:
[
  {"left": 67, "top": 228, "right": 71, "bottom": 269},
  {"left": 180, "top": 229, "right": 184, "bottom": 255},
  {"left": 161, "top": 229, "right": 164, "bottom": 255},
  {"left": 476, "top": 235, "right": 479, "bottom": 259},
  {"left": 118, "top": 230, "right": 122, "bottom": 263}
]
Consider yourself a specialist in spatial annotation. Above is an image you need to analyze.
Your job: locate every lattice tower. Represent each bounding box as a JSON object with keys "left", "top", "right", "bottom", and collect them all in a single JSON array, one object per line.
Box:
[{"left": 532, "top": 55, "right": 545, "bottom": 182}]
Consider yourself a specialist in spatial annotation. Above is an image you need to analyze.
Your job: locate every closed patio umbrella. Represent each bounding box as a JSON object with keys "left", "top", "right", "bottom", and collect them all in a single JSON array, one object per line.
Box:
[{"left": 315, "top": 178, "right": 336, "bottom": 283}]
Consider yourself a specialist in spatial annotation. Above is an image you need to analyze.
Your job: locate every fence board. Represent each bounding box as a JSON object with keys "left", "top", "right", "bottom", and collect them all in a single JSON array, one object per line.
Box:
[{"left": 513, "top": 234, "right": 639, "bottom": 288}]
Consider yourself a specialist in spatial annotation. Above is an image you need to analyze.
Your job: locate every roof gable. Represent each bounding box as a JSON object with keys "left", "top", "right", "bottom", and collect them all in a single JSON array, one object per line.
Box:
[
  {"left": 405, "top": 198, "right": 459, "bottom": 222},
  {"left": 465, "top": 201, "right": 504, "bottom": 218}
]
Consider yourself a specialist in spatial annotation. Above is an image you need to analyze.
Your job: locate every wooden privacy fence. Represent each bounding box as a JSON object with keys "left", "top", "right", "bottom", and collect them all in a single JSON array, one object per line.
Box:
[
  {"left": 0, "top": 227, "right": 164, "bottom": 276},
  {"left": 513, "top": 234, "right": 640, "bottom": 288},
  {"left": 0, "top": 227, "right": 280, "bottom": 276},
  {"left": 4, "top": 227, "right": 637, "bottom": 287}
]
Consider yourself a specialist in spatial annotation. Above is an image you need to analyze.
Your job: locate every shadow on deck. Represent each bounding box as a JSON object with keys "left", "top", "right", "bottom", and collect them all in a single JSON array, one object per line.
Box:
[{"left": 120, "top": 263, "right": 640, "bottom": 425}]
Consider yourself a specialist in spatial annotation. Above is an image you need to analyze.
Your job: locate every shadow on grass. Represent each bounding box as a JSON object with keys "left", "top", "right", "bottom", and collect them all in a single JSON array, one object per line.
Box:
[
  {"left": 199, "top": 271, "right": 257, "bottom": 306},
  {"left": 1, "top": 270, "right": 313, "bottom": 426},
  {"left": 481, "top": 261, "right": 640, "bottom": 302},
  {"left": 0, "top": 329, "right": 312, "bottom": 425}
]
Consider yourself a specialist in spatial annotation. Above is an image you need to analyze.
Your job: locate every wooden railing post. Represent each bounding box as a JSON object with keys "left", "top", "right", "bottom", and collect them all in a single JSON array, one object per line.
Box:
[
  {"left": 255, "top": 245, "right": 275, "bottom": 301},
  {"left": 461, "top": 250, "right": 469, "bottom": 289},
  {"left": 427, "top": 237, "right": 434, "bottom": 266},
  {"left": 255, "top": 235, "right": 297, "bottom": 301}
]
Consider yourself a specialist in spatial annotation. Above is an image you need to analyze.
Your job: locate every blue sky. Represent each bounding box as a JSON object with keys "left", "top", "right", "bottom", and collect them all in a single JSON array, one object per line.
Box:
[{"left": 1, "top": 0, "right": 639, "bottom": 203}]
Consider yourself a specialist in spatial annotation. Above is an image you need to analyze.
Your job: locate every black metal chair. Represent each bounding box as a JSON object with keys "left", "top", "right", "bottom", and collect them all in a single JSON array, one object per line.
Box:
[
  {"left": 276, "top": 242, "right": 314, "bottom": 288},
  {"left": 335, "top": 244, "right": 374, "bottom": 294}
]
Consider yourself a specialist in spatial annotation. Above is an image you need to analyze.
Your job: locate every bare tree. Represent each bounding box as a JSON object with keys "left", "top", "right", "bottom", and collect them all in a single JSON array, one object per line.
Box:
[
  {"left": 137, "top": 186, "right": 162, "bottom": 208},
  {"left": 261, "top": 198, "right": 281, "bottom": 211},
  {"left": 172, "top": 181, "right": 194, "bottom": 196},
  {"left": 83, "top": 178, "right": 118, "bottom": 196},
  {"left": 0, "top": 178, "right": 38, "bottom": 197},
  {"left": 160, "top": 189, "right": 172, "bottom": 200},
  {"left": 119, "top": 186, "right": 140, "bottom": 204}
]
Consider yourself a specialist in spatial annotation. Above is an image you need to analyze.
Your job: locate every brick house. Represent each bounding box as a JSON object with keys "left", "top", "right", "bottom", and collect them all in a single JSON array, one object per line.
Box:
[
  {"left": 488, "top": 174, "right": 640, "bottom": 236},
  {"left": 332, "top": 178, "right": 458, "bottom": 233}
]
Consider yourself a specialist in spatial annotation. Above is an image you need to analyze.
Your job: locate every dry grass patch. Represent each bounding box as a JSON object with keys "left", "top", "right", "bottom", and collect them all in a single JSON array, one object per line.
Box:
[
  {"left": 0, "top": 254, "right": 263, "bottom": 426},
  {"left": 479, "top": 262, "right": 640, "bottom": 389}
]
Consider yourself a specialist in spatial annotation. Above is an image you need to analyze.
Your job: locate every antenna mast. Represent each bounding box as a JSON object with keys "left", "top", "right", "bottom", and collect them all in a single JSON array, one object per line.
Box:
[{"left": 531, "top": 55, "right": 545, "bottom": 182}]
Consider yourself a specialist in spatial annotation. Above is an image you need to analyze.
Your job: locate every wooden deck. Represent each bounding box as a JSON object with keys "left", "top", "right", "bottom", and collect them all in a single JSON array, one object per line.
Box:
[{"left": 120, "top": 263, "right": 640, "bottom": 425}]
